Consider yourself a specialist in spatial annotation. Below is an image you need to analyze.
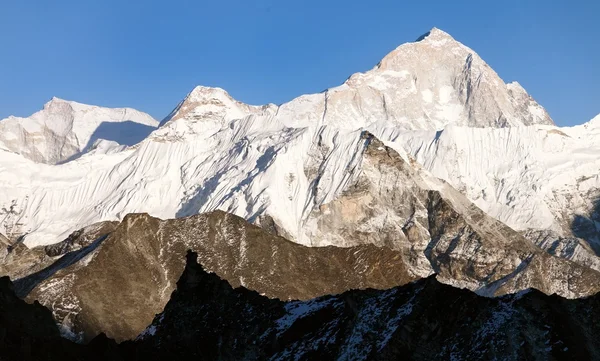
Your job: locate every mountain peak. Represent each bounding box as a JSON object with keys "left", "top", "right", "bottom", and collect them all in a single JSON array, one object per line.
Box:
[
  {"left": 158, "top": 86, "right": 246, "bottom": 127},
  {"left": 376, "top": 27, "right": 465, "bottom": 71},
  {"left": 42, "top": 97, "right": 95, "bottom": 114},
  {"left": 43, "top": 97, "right": 72, "bottom": 110},
  {"left": 43, "top": 96, "right": 72, "bottom": 109},
  {"left": 415, "top": 27, "right": 454, "bottom": 42},
  {"left": 186, "top": 86, "right": 233, "bottom": 104},
  {"left": 0, "top": 97, "right": 157, "bottom": 164}
]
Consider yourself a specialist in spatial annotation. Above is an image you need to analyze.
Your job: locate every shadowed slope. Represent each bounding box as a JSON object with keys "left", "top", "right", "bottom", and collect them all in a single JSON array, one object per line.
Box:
[{"left": 2, "top": 251, "right": 600, "bottom": 360}]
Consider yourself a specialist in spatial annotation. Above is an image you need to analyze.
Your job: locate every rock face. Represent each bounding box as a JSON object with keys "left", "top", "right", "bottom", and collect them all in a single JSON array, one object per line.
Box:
[
  {"left": 21, "top": 203, "right": 600, "bottom": 342},
  {"left": 0, "top": 276, "right": 83, "bottom": 361},
  {"left": 0, "top": 221, "right": 117, "bottom": 284},
  {"left": 0, "top": 275, "right": 124, "bottom": 361},
  {"left": 303, "top": 133, "right": 600, "bottom": 299},
  {"left": 128, "top": 251, "right": 600, "bottom": 361},
  {"left": 1, "top": 27, "right": 599, "bottom": 358},
  {"left": 2, "top": 252, "right": 600, "bottom": 361},
  {"left": 0, "top": 97, "right": 158, "bottom": 164},
  {"left": 24, "top": 211, "right": 415, "bottom": 342},
  {"left": 7, "top": 117, "right": 600, "bottom": 341}
]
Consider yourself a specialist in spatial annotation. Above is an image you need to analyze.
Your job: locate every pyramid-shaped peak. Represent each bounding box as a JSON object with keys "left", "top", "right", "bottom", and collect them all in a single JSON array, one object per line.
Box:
[
  {"left": 46, "top": 96, "right": 68, "bottom": 105},
  {"left": 376, "top": 28, "right": 464, "bottom": 71},
  {"left": 415, "top": 27, "right": 456, "bottom": 42},
  {"left": 42, "top": 96, "right": 75, "bottom": 111},
  {"left": 186, "top": 86, "right": 233, "bottom": 103}
]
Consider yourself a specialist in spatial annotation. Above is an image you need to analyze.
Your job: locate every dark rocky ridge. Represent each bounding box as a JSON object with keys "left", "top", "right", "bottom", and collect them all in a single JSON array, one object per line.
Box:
[
  {"left": 0, "top": 221, "right": 118, "bottom": 282},
  {"left": 1, "top": 251, "right": 599, "bottom": 360},
  {"left": 25, "top": 211, "right": 415, "bottom": 342}
]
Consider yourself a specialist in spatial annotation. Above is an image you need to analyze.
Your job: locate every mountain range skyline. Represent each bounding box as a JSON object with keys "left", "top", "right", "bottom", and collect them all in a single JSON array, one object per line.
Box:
[{"left": 1, "top": 0, "right": 599, "bottom": 126}]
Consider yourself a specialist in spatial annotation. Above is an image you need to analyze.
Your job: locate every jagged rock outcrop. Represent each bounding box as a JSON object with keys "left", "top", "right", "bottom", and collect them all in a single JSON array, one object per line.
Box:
[
  {"left": 0, "top": 275, "right": 125, "bottom": 361},
  {"left": 1, "top": 27, "right": 598, "bottom": 357},
  {"left": 524, "top": 229, "right": 600, "bottom": 272},
  {"left": 303, "top": 133, "right": 600, "bottom": 298},
  {"left": 0, "top": 276, "right": 85, "bottom": 360},
  {"left": 0, "top": 221, "right": 117, "bottom": 283},
  {"left": 24, "top": 211, "right": 414, "bottom": 342},
  {"left": 126, "top": 250, "right": 600, "bottom": 361},
  {"left": 3, "top": 251, "right": 600, "bottom": 361},
  {"left": 384, "top": 115, "right": 600, "bottom": 257}
]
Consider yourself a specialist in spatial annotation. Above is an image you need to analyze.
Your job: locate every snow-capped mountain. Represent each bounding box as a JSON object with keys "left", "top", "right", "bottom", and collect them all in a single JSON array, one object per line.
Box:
[
  {"left": 159, "top": 28, "right": 552, "bottom": 133},
  {"left": 0, "top": 97, "right": 158, "bottom": 164},
  {"left": 0, "top": 28, "right": 553, "bottom": 245},
  {"left": 1, "top": 27, "right": 599, "bottom": 301}
]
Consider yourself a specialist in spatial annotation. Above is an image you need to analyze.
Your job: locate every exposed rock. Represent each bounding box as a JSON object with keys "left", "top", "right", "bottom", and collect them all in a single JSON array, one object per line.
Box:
[
  {"left": 127, "top": 250, "right": 600, "bottom": 361},
  {"left": 0, "top": 28, "right": 556, "bottom": 249},
  {"left": 524, "top": 229, "right": 600, "bottom": 272},
  {"left": 10, "top": 128, "right": 600, "bottom": 342},
  {"left": 0, "top": 221, "right": 117, "bottom": 283},
  {"left": 24, "top": 198, "right": 600, "bottom": 344},
  {"left": 0, "top": 243, "right": 47, "bottom": 281},
  {"left": 304, "top": 133, "right": 600, "bottom": 298},
  {"left": 26, "top": 211, "right": 414, "bottom": 342},
  {"left": 3, "top": 251, "right": 600, "bottom": 360},
  {"left": 43, "top": 221, "right": 119, "bottom": 258},
  {"left": 0, "top": 276, "right": 88, "bottom": 360},
  {"left": 385, "top": 117, "right": 600, "bottom": 253}
]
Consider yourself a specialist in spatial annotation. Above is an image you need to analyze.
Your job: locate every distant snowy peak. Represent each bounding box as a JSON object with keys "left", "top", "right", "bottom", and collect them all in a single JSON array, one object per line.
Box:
[
  {"left": 578, "top": 113, "right": 600, "bottom": 129},
  {"left": 160, "top": 86, "right": 275, "bottom": 127},
  {"left": 155, "top": 86, "right": 277, "bottom": 139},
  {"left": 162, "top": 27, "right": 553, "bottom": 133},
  {"left": 0, "top": 97, "right": 158, "bottom": 164},
  {"left": 354, "top": 27, "right": 554, "bottom": 128}
]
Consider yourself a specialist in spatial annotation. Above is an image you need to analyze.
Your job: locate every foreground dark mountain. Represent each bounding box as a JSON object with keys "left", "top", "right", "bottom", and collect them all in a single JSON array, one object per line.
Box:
[
  {"left": 2, "top": 251, "right": 599, "bottom": 361},
  {"left": 20, "top": 211, "right": 414, "bottom": 342}
]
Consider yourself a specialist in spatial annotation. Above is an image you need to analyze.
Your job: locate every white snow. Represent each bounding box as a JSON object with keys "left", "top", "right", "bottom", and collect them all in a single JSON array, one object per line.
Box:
[
  {"left": 382, "top": 119, "right": 600, "bottom": 236},
  {"left": 0, "top": 97, "right": 158, "bottom": 164},
  {"left": 0, "top": 27, "right": 588, "bottom": 251}
]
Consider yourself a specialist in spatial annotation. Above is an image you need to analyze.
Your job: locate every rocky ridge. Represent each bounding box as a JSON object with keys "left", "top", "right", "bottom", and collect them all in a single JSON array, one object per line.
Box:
[{"left": 1, "top": 251, "right": 599, "bottom": 361}]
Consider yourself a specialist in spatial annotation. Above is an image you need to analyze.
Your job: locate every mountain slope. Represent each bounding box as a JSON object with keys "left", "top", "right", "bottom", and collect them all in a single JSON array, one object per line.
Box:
[
  {"left": 22, "top": 211, "right": 415, "bottom": 342},
  {"left": 19, "top": 206, "right": 600, "bottom": 342},
  {"left": 4, "top": 251, "right": 599, "bottom": 361},
  {"left": 380, "top": 114, "right": 600, "bottom": 260},
  {"left": 129, "top": 250, "right": 600, "bottom": 361},
  {"left": 0, "top": 97, "right": 158, "bottom": 164},
  {"left": 2, "top": 28, "right": 596, "bottom": 302}
]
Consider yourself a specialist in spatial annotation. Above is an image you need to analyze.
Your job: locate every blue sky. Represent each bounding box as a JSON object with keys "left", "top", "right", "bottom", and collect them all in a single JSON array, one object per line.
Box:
[{"left": 0, "top": 0, "right": 598, "bottom": 126}]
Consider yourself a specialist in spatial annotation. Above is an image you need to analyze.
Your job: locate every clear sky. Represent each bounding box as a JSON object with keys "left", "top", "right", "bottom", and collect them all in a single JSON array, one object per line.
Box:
[{"left": 0, "top": 0, "right": 598, "bottom": 126}]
